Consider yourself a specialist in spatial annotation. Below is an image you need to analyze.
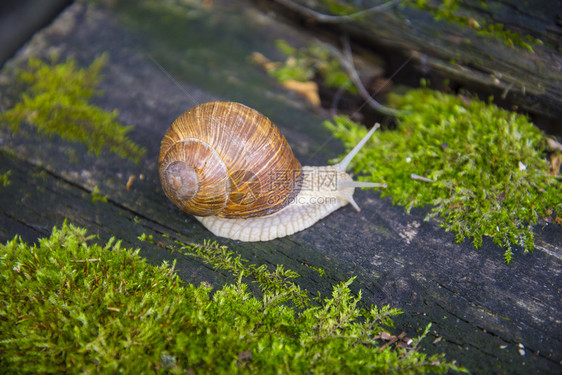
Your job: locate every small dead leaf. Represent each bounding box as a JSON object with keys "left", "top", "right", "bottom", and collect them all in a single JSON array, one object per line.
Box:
[
  {"left": 459, "top": 95, "right": 471, "bottom": 106},
  {"left": 282, "top": 80, "right": 320, "bottom": 106},
  {"left": 126, "top": 175, "right": 136, "bottom": 191},
  {"left": 546, "top": 138, "right": 562, "bottom": 152},
  {"left": 411, "top": 173, "right": 435, "bottom": 183},
  {"left": 250, "top": 51, "right": 268, "bottom": 65},
  {"left": 432, "top": 336, "right": 442, "bottom": 344},
  {"left": 238, "top": 350, "right": 252, "bottom": 361},
  {"left": 251, "top": 52, "right": 281, "bottom": 72},
  {"left": 378, "top": 331, "right": 408, "bottom": 352},
  {"left": 237, "top": 350, "right": 252, "bottom": 367},
  {"left": 549, "top": 152, "right": 561, "bottom": 175},
  {"left": 377, "top": 331, "right": 393, "bottom": 340},
  {"left": 467, "top": 17, "right": 481, "bottom": 29}
]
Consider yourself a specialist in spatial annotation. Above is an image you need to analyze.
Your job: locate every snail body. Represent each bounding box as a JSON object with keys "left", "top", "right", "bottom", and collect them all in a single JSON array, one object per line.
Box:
[{"left": 159, "top": 101, "right": 384, "bottom": 241}]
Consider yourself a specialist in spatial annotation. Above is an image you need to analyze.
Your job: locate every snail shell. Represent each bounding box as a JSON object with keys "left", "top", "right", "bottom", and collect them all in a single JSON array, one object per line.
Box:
[
  {"left": 159, "top": 101, "right": 302, "bottom": 218},
  {"left": 159, "top": 101, "right": 384, "bottom": 241}
]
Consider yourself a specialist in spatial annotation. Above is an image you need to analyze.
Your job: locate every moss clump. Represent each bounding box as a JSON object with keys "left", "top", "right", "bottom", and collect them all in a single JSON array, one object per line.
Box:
[
  {"left": 0, "top": 54, "right": 146, "bottom": 162},
  {"left": 316, "top": 0, "right": 361, "bottom": 16},
  {"left": 326, "top": 88, "right": 561, "bottom": 263},
  {"left": 90, "top": 185, "right": 108, "bottom": 203},
  {"left": 404, "top": 0, "right": 542, "bottom": 52},
  {"left": 0, "top": 222, "right": 466, "bottom": 373},
  {"left": 0, "top": 170, "right": 11, "bottom": 187},
  {"left": 166, "top": 236, "right": 311, "bottom": 308},
  {"left": 267, "top": 39, "right": 356, "bottom": 94}
]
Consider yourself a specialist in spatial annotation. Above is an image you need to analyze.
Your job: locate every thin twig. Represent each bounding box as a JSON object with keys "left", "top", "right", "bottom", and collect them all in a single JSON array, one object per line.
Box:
[
  {"left": 274, "top": 0, "right": 401, "bottom": 23},
  {"left": 323, "top": 37, "right": 403, "bottom": 117},
  {"left": 330, "top": 86, "right": 347, "bottom": 117},
  {"left": 411, "top": 174, "right": 435, "bottom": 183}
]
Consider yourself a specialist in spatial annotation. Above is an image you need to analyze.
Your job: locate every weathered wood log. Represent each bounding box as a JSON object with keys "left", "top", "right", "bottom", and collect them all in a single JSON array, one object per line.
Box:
[
  {"left": 0, "top": 1, "right": 560, "bottom": 373},
  {"left": 259, "top": 0, "right": 562, "bottom": 123},
  {"left": 0, "top": 0, "right": 72, "bottom": 67}
]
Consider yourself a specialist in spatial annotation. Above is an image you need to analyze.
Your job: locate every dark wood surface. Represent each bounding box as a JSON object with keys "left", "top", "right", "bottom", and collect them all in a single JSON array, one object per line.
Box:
[
  {"left": 0, "top": 0, "right": 72, "bottom": 67},
  {"left": 0, "top": 1, "right": 560, "bottom": 373}
]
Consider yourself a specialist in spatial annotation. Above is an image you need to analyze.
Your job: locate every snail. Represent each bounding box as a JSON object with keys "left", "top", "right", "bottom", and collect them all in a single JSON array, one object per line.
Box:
[{"left": 159, "top": 101, "right": 385, "bottom": 241}]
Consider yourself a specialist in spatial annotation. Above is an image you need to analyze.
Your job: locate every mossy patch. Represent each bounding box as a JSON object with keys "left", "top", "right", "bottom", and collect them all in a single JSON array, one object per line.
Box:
[
  {"left": 0, "top": 170, "right": 11, "bottom": 188},
  {"left": 316, "top": 0, "right": 361, "bottom": 16},
  {"left": 90, "top": 185, "right": 108, "bottom": 203},
  {"left": 0, "top": 222, "right": 467, "bottom": 373},
  {"left": 277, "top": 0, "right": 542, "bottom": 51},
  {"left": 261, "top": 39, "right": 356, "bottom": 94},
  {"left": 403, "top": 0, "right": 543, "bottom": 52},
  {"left": 0, "top": 54, "right": 146, "bottom": 162},
  {"left": 326, "top": 88, "right": 561, "bottom": 263}
]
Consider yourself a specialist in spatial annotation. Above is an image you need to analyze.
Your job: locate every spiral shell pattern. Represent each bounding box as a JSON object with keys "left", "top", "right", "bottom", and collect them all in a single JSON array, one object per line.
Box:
[{"left": 159, "top": 101, "right": 302, "bottom": 219}]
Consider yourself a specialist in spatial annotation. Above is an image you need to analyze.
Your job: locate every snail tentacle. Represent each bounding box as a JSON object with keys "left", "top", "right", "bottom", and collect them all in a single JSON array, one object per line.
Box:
[{"left": 336, "top": 123, "right": 380, "bottom": 171}]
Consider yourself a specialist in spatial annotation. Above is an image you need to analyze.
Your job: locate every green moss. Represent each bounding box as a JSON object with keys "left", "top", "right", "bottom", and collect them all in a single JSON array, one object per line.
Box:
[
  {"left": 164, "top": 236, "right": 311, "bottom": 308},
  {"left": 0, "top": 170, "right": 11, "bottom": 187},
  {"left": 404, "top": 0, "right": 543, "bottom": 52},
  {"left": 316, "top": 0, "right": 360, "bottom": 16},
  {"left": 0, "top": 54, "right": 146, "bottom": 162},
  {"left": 266, "top": 39, "right": 357, "bottom": 94},
  {"left": 306, "top": 263, "right": 327, "bottom": 277},
  {"left": 326, "top": 88, "right": 561, "bottom": 263},
  {"left": 90, "top": 185, "right": 108, "bottom": 203},
  {"left": 0, "top": 221, "right": 467, "bottom": 373}
]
